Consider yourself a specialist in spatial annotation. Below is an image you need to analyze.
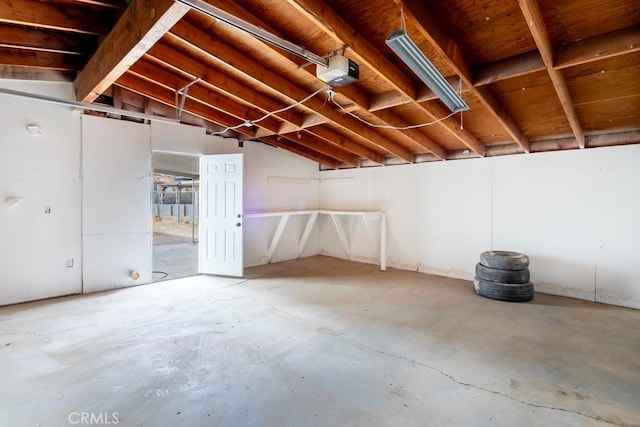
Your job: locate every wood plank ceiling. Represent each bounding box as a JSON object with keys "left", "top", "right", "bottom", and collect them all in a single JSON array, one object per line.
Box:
[{"left": 1, "top": 0, "right": 638, "bottom": 168}]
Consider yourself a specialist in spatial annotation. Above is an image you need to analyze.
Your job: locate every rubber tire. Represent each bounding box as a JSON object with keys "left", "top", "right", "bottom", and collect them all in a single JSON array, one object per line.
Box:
[
  {"left": 480, "top": 251, "right": 529, "bottom": 271},
  {"left": 473, "top": 278, "right": 534, "bottom": 302},
  {"left": 475, "top": 263, "right": 530, "bottom": 284}
]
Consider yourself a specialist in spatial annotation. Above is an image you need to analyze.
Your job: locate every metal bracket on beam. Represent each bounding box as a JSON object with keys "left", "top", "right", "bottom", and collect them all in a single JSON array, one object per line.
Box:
[{"left": 175, "top": 77, "right": 201, "bottom": 119}]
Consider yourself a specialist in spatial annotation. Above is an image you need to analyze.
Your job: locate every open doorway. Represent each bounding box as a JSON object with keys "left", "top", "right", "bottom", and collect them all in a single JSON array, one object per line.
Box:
[{"left": 152, "top": 152, "right": 200, "bottom": 282}]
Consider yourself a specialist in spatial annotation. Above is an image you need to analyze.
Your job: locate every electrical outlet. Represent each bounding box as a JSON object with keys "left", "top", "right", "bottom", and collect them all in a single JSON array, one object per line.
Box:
[
  {"left": 66, "top": 259, "right": 74, "bottom": 268},
  {"left": 44, "top": 206, "right": 51, "bottom": 214}
]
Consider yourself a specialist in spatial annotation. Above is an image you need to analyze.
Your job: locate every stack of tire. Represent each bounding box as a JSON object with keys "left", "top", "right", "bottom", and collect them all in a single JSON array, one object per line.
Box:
[{"left": 474, "top": 251, "right": 534, "bottom": 302}]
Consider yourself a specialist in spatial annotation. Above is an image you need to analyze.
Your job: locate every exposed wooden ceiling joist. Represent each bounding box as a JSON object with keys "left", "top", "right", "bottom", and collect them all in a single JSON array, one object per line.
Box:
[
  {"left": 146, "top": 43, "right": 306, "bottom": 130},
  {"left": 128, "top": 59, "right": 286, "bottom": 136},
  {"left": 475, "top": 52, "right": 546, "bottom": 86},
  {"left": 260, "top": 135, "right": 340, "bottom": 169},
  {"left": 0, "top": 47, "right": 84, "bottom": 71},
  {"left": 519, "top": 0, "right": 585, "bottom": 148},
  {"left": 188, "top": 7, "right": 430, "bottom": 162},
  {"left": 474, "top": 26, "right": 640, "bottom": 87},
  {"left": 121, "top": 66, "right": 354, "bottom": 166},
  {"left": 554, "top": 25, "right": 640, "bottom": 70},
  {"left": 401, "top": 0, "right": 530, "bottom": 154},
  {"left": 0, "top": 0, "right": 637, "bottom": 166},
  {"left": 0, "top": 65, "right": 75, "bottom": 82},
  {"left": 0, "top": 26, "right": 96, "bottom": 55},
  {"left": 289, "top": 125, "right": 387, "bottom": 164},
  {"left": 74, "top": 0, "right": 190, "bottom": 102},
  {"left": 74, "top": 0, "right": 123, "bottom": 9},
  {"left": 0, "top": 0, "right": 112, "bottom": 35},
  {"left": 283, "top": 0, "right": 479, "bottom": 157},
  {"left": 117, "top": 72, "right": 254, "bottom": 137},
  {"left": 147, "top": 37, "right": 386, "bottom": 164},
  {"left": 169, "top": 20, "right": 415, "bottom": 162},
  {"left": 280, "top": 131, "right": 361, "bottom": 167}
]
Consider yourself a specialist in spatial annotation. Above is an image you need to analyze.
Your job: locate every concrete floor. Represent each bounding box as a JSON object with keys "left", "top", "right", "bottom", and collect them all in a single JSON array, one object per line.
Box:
[
  {"left": 1, "top": 256, "right": 639, "bottom": 427},
  {"left": 153, "top": 242, "right": 198, "bottom": 281},
  {"left": 153, "top": 220, "right": 198, "bottom": 281}
]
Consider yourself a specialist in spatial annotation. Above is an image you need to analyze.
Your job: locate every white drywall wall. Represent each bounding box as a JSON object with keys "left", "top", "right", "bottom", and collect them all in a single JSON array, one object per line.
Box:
[
  {"left": 491, "top": 152, "right": 598, "bottom": 301},
  {"left": 0, "top": 81, "right": 82, "bottom": 305},
  {"left": 150, "top": 121, "right": 322, "bottom": 266},
  {"left": 587, "top": 148, "right": 640, "bottom": 308},
  {"left": 0, "top": 85, "right": 321, "bottom": 303},
  {"left": 320, "top": 162, "right": 491, "bottom": 276},
  {"left": 151, "top": 120, "right": 206, "bottom": 155},
  {"left": 82, "top": 115, "right": 152, "bottom": 293},
  {"left": 3, "top": 85, "right": 635, "bottom": 310},
  {"left": 320, "top": 146, "right": 640, "bottom": 309}
]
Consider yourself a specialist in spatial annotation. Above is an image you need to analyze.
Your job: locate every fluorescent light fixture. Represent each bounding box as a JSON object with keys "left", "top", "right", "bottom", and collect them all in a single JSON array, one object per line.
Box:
[
  {"left": 386, "top": 30, "right": 469, "bottom": 113},
  {"left": 176, "top": 0, "right": 328, "bottom": 67}
]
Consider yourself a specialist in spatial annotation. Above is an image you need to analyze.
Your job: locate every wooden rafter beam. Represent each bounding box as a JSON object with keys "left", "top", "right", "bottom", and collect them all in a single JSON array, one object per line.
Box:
[
  {"left": 377, "top": 23, "right": 639, "bottom": 103},
  {"left": 297, "top": 114, "right": 328, "bottom": 130},
  {"left": 136, "top": 94, "right": 231, "bottom": 134},
  {"left": 187, "top": 1, "right": 443, "bottom": 161},
  {"left": 328, "top": 88, "right": 446, "bottom": 159},
  {"left": 283, "top": 0, "right": 480, "bottom": 157},
  {"left": 187, "top": 1, "right": 428, "bottom": 159},
  {"left": 0, "top": 65, "right": 75, "bottom": 82},
  {"left": 446, "top": 129, "right": 640, "bottom": 159},
  {"left": 402, "top": 0, "right": 529, "bottom": 153},
  {"left": 586, "top": 130, "right": 640, "bottom": 148},
  {"left": 554, "top": 25, "right": 640, "bottom": 70},
  {"left": 74, "top": 0, "right": 124, "bottom": 9},
  {"left": 282, "top": 132, "right": 360, "bottom": 167},
  {"left": 518, "top": 0, "right": 585, "bottom": 148},
  {"left": 0, "top": 26, "right": 97, "bottom": 55},
  {"left": 168, "top": 22, "right": 414, "bottom": 162},
  {"left": 149, "top": 38, "right": 381, "bottom": 164},
  {"left": 0, "top": 47, "right": 84, "bottom": 71},
  {"left": 284, "top": 0, "right": 416, "bottom": 99},
  {"left": 40, "top": 0, "right": 123, "bottom": 9},
  {"left": 128, "top": 58, "right": 285, "bottom": 137},
  {"left": 476, "top": 26, "right": 639, "bottom": 85},
  {"left": 260, "top": 135, "right": 340, "bottom": 169},
  {"left": 368, "top": 83, "right": 469, "bottom": 112},
  {"left": 475, "top": 51, "right": 546, "bottom": 86},
  {"left": 368, "top": 91, "right": 408, "bottom": 112},
  {"left": 74, "top": 0, "right": 189, "bottom": 103},
  {"left": 185, "top": 3, "right": 377, "bottom": 109},
  {"left": 255, "top": 126, "right": 360, "bottom": 166},
  {"left": 117, "top": 68, "right": 375, "bottom": 168},
  {"left": 116, "top": 72, "right": 255, "bottom": 138},
  {"left": 359, "top": 108, "right": 447, "bottom": 159},
  {"left": 182, "top": 5, "right": 420, "bottom": 161},
  {"left": 0, "top": 0, "right": 112, "bottom": 35},
  {"left": 145, "top": 43, "right": 305, "bottom": 129},
  {"left": 328, "top": 87, "right": 447, "bottom": 159},
  {"left": 293, "top": 126, "right": 386, "bottom": 164}
]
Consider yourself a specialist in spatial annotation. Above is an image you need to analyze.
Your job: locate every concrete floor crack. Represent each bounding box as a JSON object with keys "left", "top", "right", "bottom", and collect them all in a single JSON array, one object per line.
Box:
[
  {"left": 344, "top": 337, "right": 625, "bottom": 427},
  {"left": 248, "top": 295, "right": 626, "bottom": 427}
]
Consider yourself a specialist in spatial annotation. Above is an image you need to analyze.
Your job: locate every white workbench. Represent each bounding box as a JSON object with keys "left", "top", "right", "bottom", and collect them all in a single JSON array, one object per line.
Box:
[{"left": 243, "top": 210, "right": 387, "bottom": 270}]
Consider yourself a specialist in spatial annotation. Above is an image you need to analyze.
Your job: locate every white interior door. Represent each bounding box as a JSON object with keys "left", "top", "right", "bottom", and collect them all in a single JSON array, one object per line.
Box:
[{"left": 199, "top": 153, "right": 244, "bottom": 277}]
